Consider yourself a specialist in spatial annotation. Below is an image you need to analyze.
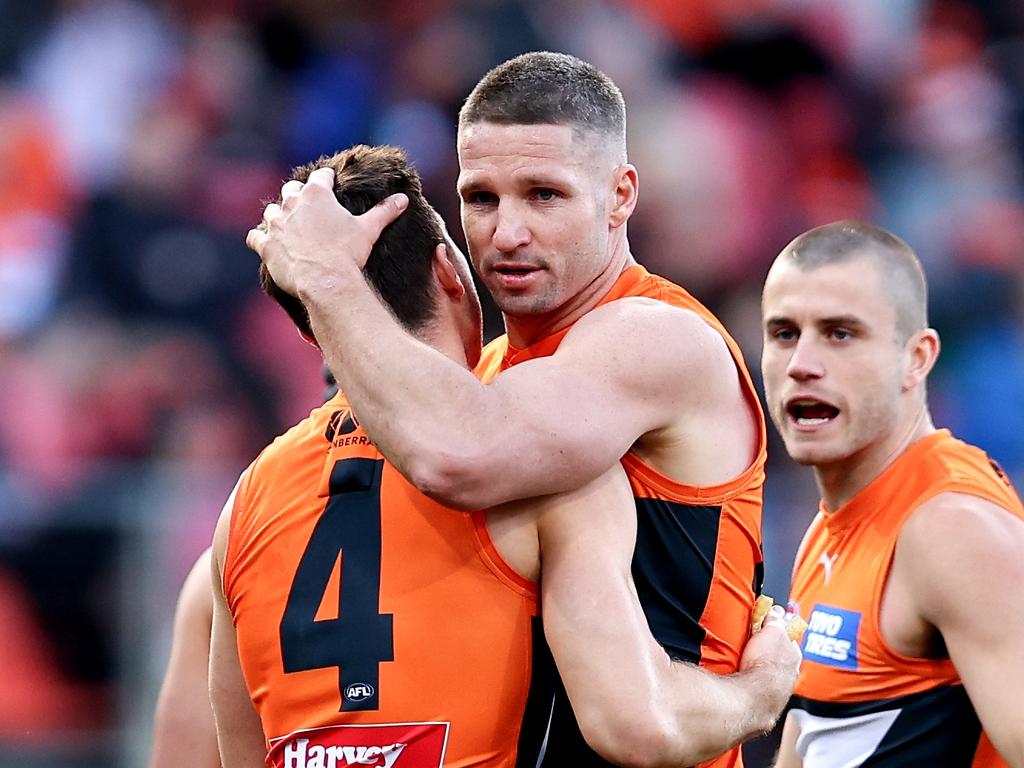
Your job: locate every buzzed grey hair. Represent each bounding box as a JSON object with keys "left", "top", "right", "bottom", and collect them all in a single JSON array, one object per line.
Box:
[{"left": 778, "top": 220, "right": 928, "bottom": 343}]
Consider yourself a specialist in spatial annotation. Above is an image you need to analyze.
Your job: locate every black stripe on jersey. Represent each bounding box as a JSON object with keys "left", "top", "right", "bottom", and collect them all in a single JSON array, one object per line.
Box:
[
  {"left": 863, "top": 685, "right": 981, "bottom": 768},
  {"left": 791, "top": 685, "right": 968, "bottom": 718},
  {"left": 514, "top": 618, "right": 615, "bottom": 768},
  {"left": 516, "top": 499, "right": 722, "bottom": 768},
  {"left": 632, "top": 498, "right": 722, "bottom": 663},
  {"left": 792, "top": 685, "right": 983, "bottom": 767}
]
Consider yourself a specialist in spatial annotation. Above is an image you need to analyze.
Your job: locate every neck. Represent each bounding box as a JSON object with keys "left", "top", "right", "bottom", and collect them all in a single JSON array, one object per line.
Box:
[
  {"left": 504, "top": 242, "right": 636, "bottom": 348},
  {"left": 416, "top": 320, "right": 471, "bottom": 370},
  {"left": 815, "top": 406, "right": 936, "bottom": 512}
]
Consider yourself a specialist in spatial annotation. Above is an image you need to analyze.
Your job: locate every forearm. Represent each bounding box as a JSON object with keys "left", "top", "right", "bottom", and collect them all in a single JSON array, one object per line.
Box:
[
  {"left": 566, "top": 640, "right": 783, "bottom": 766},
  {"left": 655, "top": 659, "right": 786, "bottom": 764},
  {"left": 300, "top": 268, "right": 497, "bottom": 504},
  {"left": 549, "top": 572, "right": 784, "bottom": 765},
  {"left": 541, "top": 465, "right": 791, "bottom": 766}
]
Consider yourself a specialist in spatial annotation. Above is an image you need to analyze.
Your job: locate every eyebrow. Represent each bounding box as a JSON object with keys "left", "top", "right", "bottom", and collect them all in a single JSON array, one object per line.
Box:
[
  {"left": 456, "top": 178, "right": 484, "bottom": 195},
  {"left": 456, "top": 173, "right": 572, "bottom": 195},
  {"left": 818, "top": 315, "right": 869, "bottom": 329},
  {"left": 764, "top": 314, "right": 869, "bottom": 329},
  {"left": 521, "top": 174, "right": 569, "bottom": 187}
]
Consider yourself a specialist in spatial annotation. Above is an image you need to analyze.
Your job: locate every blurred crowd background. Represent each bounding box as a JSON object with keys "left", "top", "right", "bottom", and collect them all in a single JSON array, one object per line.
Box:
[{"left": 0, "top": 0, "right": 1022, "bottom": 766}]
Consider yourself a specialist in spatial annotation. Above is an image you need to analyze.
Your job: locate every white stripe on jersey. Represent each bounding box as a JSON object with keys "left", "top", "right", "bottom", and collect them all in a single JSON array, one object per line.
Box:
[{"left": 792, "top": 708, "right": 900, "bottom": 767}]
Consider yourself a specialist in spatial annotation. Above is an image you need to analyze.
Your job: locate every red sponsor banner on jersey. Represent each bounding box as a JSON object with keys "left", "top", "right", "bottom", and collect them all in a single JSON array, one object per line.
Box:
[{"left": 267, "top": 722, "right": 449, "bottom": 768}]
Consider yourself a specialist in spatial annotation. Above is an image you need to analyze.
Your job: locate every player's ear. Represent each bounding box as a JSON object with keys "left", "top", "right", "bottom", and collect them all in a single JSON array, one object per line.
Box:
[
  {"left": 433, "top": 242, "right": 465, "bottom": 302},
  {"left": 609, "top": 164, "right": 638, "bottom": 228},
  {"left": 902, "top": 328, "right": 939, "bottom": 391}
]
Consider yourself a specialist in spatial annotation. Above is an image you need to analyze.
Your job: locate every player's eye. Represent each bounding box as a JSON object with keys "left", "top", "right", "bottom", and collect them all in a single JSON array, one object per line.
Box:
[{"left": 464, "top": 191, "right": 497, "bottom": 205}]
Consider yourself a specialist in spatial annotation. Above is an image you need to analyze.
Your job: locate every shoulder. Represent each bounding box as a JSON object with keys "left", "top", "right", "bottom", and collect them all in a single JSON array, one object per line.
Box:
[
  {"left": 898, "top": 491, "right": 1024, "bottom": 623},
  {"left": 901, "top": 490, "right": 1023, "bottom": 553},
  {"left": 177, "top": 548, "right": 214, "bottom": 629},
  {"left": 213, "top": 468, "right": 250, "bottom": 584},
  {"left": 247, "top": 401, "right": 338, "bottom": 486},
  {"left": 268, "top": 400, "right": 339, "bottom": 452},
  {"left": 561, "top": 297, "right": 736, "bottom": 385},
  {"left": 571, "top": 294, "right": 718, "bottom": 337}
]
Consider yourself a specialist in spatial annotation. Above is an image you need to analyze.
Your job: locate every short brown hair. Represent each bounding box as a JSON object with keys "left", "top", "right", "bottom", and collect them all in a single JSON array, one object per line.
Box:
[
  {"left": 259, "top": 145, "right": 443, "bottom": 341},
  {"left": 459, "top": 51, "right": 626, "bottom": 146}
]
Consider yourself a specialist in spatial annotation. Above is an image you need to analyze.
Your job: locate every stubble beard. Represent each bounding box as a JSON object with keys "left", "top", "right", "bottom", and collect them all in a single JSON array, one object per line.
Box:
[{"left": 489, "top": 278, "right": 563, "bottom": 318}]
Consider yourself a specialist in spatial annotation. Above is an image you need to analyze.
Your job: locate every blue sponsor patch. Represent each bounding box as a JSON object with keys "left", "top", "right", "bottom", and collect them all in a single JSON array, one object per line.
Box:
[{"left": 801, "top": 604, "right": 860, "bottom": 670}]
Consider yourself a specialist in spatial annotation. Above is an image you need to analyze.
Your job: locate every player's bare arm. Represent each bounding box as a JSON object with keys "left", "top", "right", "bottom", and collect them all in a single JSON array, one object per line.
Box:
[
  {"left": 150, "top": 548, "right": 221, "bottom": 768},
  {"left": 249, "top": 173, "right": 754, "bottom": 510},
  {"left": 890, "top": 492, "right": 1024, "bottom": 768},
  {"left": 326, "top": 295, "right": 746, "bottom": 509},
  {"left": 209, "top": 492, "right": 267, "bottom": 768},
  {"left": 535, "top": 463, "right": 800, "bottom": 766}
]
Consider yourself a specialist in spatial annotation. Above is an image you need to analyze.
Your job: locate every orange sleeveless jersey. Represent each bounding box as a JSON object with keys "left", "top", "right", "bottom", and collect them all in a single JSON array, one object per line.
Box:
[
  {"left": 223, "top": 394, "right": 537, "bottom": 768},
  {"left": 788, "top": 429, "right": 1023, "bottom": 767},
  {"left": 475, "top": 265, "right": 767, "bottom": 768}
]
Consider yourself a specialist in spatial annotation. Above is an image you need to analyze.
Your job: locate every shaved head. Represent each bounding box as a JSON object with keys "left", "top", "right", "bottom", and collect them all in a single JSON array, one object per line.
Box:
[{"left": 772, "top": 221, "right": 928, "bottom": 343}]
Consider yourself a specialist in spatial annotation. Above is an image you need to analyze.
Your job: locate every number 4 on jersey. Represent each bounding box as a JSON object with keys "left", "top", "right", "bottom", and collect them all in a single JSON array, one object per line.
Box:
[{"left": 280, "top": 458, "right": 394, "bottom": 711}]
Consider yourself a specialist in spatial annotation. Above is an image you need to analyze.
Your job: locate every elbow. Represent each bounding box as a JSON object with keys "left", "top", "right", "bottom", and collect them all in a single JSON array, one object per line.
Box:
[
  {"left": 578, "top": 711, "right": 695, "bottom": 768},
  {"left": 402, "top": 450, "right": 490, "bottom": 511}
]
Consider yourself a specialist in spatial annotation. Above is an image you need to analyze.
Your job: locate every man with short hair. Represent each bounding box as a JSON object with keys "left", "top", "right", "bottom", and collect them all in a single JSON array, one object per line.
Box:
[
  {"left": 218, "top": 143, "right": 799, "bottom": 768},
  {"left": 250, "top": 51, "right": 779, "bottom": 767},
  {"left": 761, "top": 220, "right": 1024, "bottom": 767}
]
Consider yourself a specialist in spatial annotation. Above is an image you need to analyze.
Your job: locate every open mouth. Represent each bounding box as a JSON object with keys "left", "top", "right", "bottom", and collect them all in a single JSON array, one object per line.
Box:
[{"left": 786, "top": 398, "right": 840, "bottom": 427}]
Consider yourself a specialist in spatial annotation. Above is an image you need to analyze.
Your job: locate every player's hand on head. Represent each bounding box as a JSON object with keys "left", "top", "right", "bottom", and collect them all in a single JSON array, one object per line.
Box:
[{"left": 245, "top": 167, "right": 409, "bottom": 298}]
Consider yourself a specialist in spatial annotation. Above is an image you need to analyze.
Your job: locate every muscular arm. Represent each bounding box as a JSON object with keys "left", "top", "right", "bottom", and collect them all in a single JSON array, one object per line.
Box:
[
  {"left": 899, "top": 492, "right": 1024, "bottom": 768},
  {"left": 252, "top": 175, "right": 745, "bottom": 509},
  {"left": 209, "top": 497, "right": 267, "bottom": 768},
  {"left": 536, "top": 464, "right": 800, "bottom": 766},
  {"left": 313, "top": 279, "right": 736, "bottom": 509},
  {"left": 150, "top": 549, "right": 220, "bottom": 768}
]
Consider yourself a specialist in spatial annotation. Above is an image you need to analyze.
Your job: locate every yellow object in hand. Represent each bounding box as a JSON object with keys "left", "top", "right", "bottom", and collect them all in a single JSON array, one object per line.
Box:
[
  {"left": 751, "top": 594, "right": 808, "bottom": 643},
  {"left": 751, "top": 594, "right": 774, "bottom": 632}
]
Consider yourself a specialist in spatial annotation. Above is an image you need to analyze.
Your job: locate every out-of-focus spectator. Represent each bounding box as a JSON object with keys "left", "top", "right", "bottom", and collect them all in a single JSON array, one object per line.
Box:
[
  {"left": 0, "top": 92, "right": 72, "bottom": 341},
  {"left": 21, "top": 0, "right": 178, "bottom": 192}
]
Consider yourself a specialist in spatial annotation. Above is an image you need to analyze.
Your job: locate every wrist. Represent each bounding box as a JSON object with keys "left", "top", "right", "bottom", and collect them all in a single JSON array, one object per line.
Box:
[
  {"left": 737, "top": 662, "right": 790, "bottom": 734},
  {"left": 297, "top": 259, "right": 367, "bottom": 306}
]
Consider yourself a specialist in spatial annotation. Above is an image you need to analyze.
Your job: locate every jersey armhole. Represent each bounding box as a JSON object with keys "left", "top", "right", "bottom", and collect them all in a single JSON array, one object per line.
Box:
[
  {"left": 869, "top": 487, "right": 961, "bottom": 678},
  {"left": 470, "top": 511, "right": 538, "bottom": 601},
  {"left": 221, "top": 462, "right": 258, "bottom": 608}
]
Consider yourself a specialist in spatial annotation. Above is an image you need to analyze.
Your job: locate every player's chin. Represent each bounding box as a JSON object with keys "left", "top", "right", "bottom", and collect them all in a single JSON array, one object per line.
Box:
[
  {"left": 779, "top": 436, "right": 832, "bottom": 467},
  {"left": 492, "top": 291, "right": 555, "bottom": 316}
]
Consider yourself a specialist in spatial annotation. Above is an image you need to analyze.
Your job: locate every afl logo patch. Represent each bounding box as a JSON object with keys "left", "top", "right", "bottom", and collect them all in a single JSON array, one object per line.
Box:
[{"left": 344, "top": 683, "right": 375, "bottom": 702}]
